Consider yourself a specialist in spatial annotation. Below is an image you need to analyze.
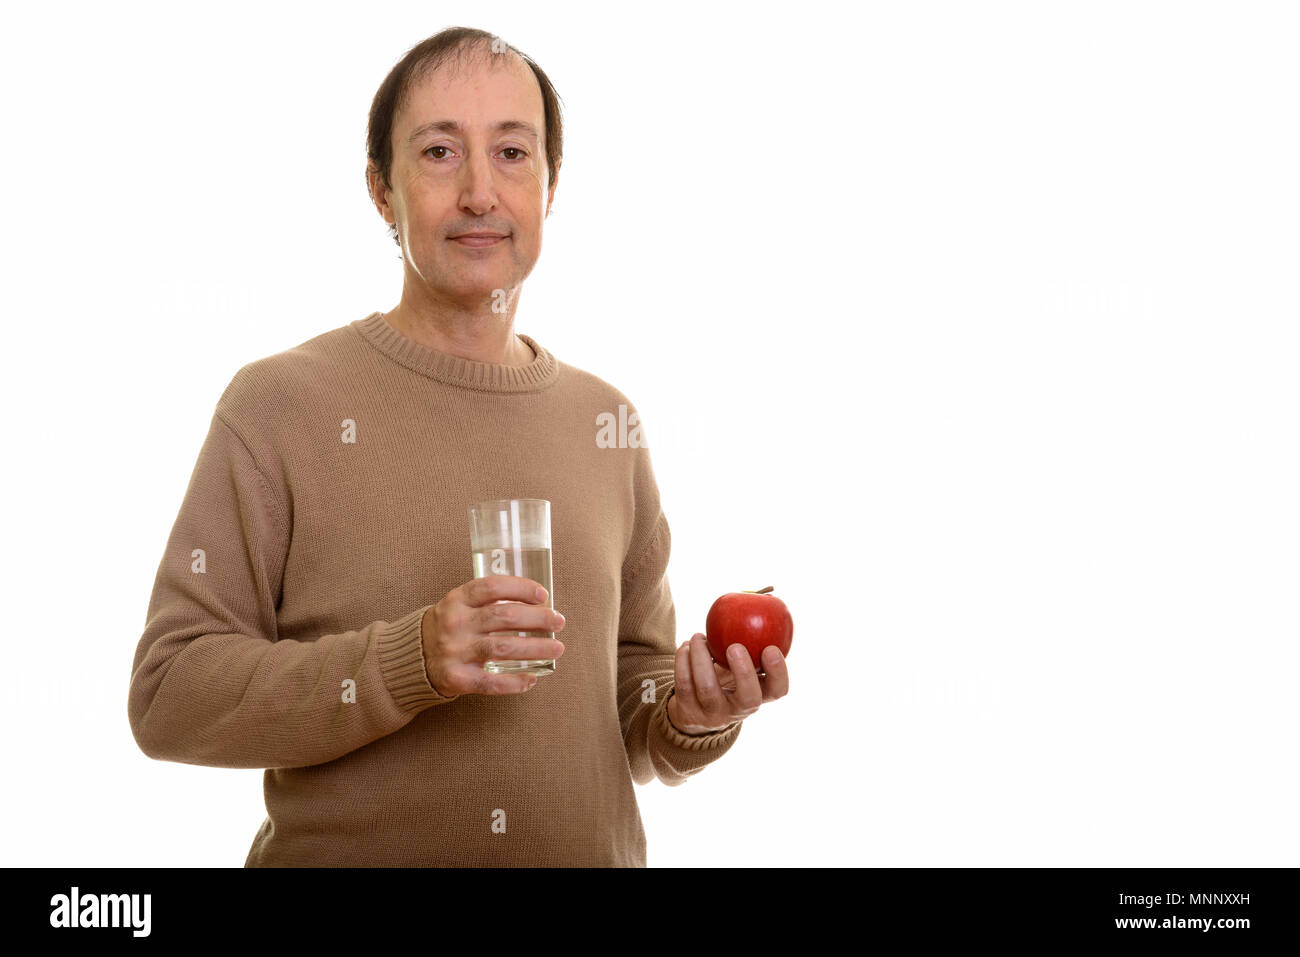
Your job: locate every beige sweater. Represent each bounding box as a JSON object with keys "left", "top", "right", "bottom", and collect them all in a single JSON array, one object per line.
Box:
[{"left": 128, "top": 312, "right": 741, "bottom": 866}]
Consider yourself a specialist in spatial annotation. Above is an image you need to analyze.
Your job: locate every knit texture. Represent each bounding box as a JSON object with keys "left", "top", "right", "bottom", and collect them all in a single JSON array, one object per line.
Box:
[{"left": 128, "top": 312, "right": 741, "bottom": 866}]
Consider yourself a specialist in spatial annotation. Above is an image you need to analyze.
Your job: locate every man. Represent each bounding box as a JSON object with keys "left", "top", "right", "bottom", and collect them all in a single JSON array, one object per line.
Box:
[{"left": 128, "top": 27, "right": 789, "bottom": 867}]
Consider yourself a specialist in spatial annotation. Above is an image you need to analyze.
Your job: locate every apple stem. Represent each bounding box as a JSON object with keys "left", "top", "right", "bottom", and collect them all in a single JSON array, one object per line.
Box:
[{"left": 745, "top": 586, "right": 775, "bottom": 595}]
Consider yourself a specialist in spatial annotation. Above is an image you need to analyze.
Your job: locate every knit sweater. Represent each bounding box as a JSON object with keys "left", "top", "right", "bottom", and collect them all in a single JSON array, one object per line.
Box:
[{"left": 128, "top": 311, "right": 742, "bottom": 867}]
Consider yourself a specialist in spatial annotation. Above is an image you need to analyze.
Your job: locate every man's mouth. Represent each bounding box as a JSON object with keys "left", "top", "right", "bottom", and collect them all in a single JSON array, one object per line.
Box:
[{"left": 449, "top": 232, "right": 508, "bottom": 248}]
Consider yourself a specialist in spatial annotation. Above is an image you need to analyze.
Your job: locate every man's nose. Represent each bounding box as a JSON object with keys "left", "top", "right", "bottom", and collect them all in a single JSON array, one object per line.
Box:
[{"left": 458, "top": 148, "right": 498, "bottom": 215}]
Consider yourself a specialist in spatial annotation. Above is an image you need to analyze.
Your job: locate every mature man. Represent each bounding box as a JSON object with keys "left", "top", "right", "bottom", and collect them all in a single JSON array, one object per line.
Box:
[{"left": 128, "top": 27, "right": 789, "bottom": 867}]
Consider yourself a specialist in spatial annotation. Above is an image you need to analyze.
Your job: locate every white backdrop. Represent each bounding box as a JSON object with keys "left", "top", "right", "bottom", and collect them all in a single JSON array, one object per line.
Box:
[{"left": 1, "top": 0, "right": 1296, "bottom": 867}]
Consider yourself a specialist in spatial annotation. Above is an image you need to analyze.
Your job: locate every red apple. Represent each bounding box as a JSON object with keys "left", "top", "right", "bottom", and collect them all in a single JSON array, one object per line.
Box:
[{"left": 705, "top": 586, "right": 793, "bottom": 670}]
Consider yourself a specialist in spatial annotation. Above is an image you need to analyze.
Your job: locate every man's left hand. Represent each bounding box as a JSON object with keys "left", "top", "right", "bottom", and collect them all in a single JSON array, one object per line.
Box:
[{"left": 667, "top": 633, "right": 789, "bottom": 735}]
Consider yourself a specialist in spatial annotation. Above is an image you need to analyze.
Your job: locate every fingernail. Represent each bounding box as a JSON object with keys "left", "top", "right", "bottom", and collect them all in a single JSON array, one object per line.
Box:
[
  {"left": 555, "top": 612, "right": 565, "bottom": 625},
  {"left": 535, "top": 586, "right": 546, "bottom": 601},
  {"left": 729, "top": 645, "right": 746, "bottom": 662}
]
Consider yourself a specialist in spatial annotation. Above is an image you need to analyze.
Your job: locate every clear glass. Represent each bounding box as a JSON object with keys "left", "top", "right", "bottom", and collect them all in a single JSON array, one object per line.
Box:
[{"left": 467, "top": 498, "right": 555, "bottom": 676}]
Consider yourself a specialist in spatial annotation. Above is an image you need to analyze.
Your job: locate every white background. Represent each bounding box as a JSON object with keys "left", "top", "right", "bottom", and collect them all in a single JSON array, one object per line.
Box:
[{"left": 1, "top": 0, "right": 1296, "bottom": 867}]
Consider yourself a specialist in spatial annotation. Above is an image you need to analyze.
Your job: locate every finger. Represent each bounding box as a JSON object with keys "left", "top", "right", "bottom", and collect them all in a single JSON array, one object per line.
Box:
[
  {"left": 465, "top": 574, "right": 549, "bottom": 607},
  {"left": 724, "top": 643, "right": 764, "bottom": 714},
  {"left": 712, "top": 661, "right": 737, "bottom": 693},
  {"left": 477, "top": 601, "right": 563, "bottom": 637},
  {"left": 758, "top": 646, "right": 790, "bottom": 701},
  {"left": 509, "top": 673, "right": 541, "bottom": 694},
  {"left": 469, "top": 634, "right": 564, "bottom": 665},
  {"left": 672, "top": 641, "right": 699, "bottom": 719},
  {"left": 690, "top": 634, "right": 726, "bottom": 714}
]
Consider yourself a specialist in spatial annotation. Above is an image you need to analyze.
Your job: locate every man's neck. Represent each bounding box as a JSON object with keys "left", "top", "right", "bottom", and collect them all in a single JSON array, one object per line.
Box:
[{"left": 381, "top": 304, "right": 533, "bottom": 366}]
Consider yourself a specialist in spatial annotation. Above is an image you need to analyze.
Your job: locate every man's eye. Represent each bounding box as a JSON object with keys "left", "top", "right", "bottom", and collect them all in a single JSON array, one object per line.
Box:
[{"left": 423, "top": 146, "right": 527, "bottom": 161}]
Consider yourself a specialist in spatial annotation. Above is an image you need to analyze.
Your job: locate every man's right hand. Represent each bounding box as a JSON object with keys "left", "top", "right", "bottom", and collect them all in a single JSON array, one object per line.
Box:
[{"left": 420, "top": 575, "right": 565, "bottom": 697}]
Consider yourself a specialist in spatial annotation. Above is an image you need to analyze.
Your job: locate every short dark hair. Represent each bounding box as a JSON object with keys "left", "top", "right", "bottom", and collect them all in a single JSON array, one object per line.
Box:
[{"left": 366, "top": 27, "right": 564, "bottom": 249}]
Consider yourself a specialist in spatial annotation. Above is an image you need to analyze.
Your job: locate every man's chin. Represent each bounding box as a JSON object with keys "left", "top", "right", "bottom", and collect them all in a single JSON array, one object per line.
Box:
[{"left": 435, "top": 278, "right": 515, "bottom": 307}]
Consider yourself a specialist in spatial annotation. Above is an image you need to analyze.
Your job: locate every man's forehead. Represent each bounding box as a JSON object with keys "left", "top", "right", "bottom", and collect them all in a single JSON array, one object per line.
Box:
[
  {"left": 400, "top": 53, "right": 542, "bottom": 140},
  {"left": 406, "top": 119, "right": 541, "bottom": 144}
]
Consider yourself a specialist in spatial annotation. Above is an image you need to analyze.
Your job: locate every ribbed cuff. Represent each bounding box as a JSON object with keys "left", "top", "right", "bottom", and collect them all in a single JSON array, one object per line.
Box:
[
  {"left": 377, "top": 605, "right": 460, "bottom": 713},
  {"left": 656, "top": 688, "right": 741, "bottom": 751}
]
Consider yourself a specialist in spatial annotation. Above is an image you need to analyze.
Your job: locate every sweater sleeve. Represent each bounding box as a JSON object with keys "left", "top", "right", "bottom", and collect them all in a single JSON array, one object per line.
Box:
[
  {"left": 128, "top": 410, "right": 458, "bottom": 770},
  {"left": 617, "top": 451, "right": 741, "bottom": 786}
]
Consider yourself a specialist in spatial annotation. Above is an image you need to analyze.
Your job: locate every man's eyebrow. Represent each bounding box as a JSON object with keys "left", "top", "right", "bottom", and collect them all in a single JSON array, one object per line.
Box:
[{"left": 407, "top": 120, "right": 540, "bottom": 144}]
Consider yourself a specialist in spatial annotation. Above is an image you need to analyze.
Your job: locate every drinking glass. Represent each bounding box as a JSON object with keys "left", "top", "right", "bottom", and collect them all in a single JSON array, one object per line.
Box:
[{"left": 467, "top": 498, "right": 555, "bottom": 676}]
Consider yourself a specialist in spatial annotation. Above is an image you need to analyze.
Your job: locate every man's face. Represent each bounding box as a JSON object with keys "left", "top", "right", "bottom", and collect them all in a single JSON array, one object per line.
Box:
[{"left": 370, "top": 50, "right": 556, "bottom": 308}]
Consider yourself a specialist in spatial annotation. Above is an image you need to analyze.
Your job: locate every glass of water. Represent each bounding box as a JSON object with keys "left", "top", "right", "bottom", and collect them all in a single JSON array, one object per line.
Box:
[{"left": 467, "top": 498, "right": 555, "bottom": 676}]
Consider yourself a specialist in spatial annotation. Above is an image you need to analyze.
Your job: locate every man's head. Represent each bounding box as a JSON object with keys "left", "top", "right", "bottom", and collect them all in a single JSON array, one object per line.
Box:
[{"left": 366, "top": 28, "right": 564, "bottom": 308}]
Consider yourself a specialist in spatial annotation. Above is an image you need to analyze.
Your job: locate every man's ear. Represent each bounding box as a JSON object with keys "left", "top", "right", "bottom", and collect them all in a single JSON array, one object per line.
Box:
[
  {"left": 367, "top": 161, "right": 399, "bottom": 228},
  {"left": 545, "top": 162, "right": 560, "bottom": 217}
]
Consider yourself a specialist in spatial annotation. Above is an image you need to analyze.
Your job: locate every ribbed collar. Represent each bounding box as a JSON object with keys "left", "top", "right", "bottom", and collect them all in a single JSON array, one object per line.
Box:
[{"left": 351, "top": 311, "right": 560, "bottom": 393}]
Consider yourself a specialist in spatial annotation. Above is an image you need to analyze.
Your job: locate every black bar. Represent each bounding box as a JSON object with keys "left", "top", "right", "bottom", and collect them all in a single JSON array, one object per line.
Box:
[{"left": 8, "top": 867, "right": 1294, "bottom": 944}]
